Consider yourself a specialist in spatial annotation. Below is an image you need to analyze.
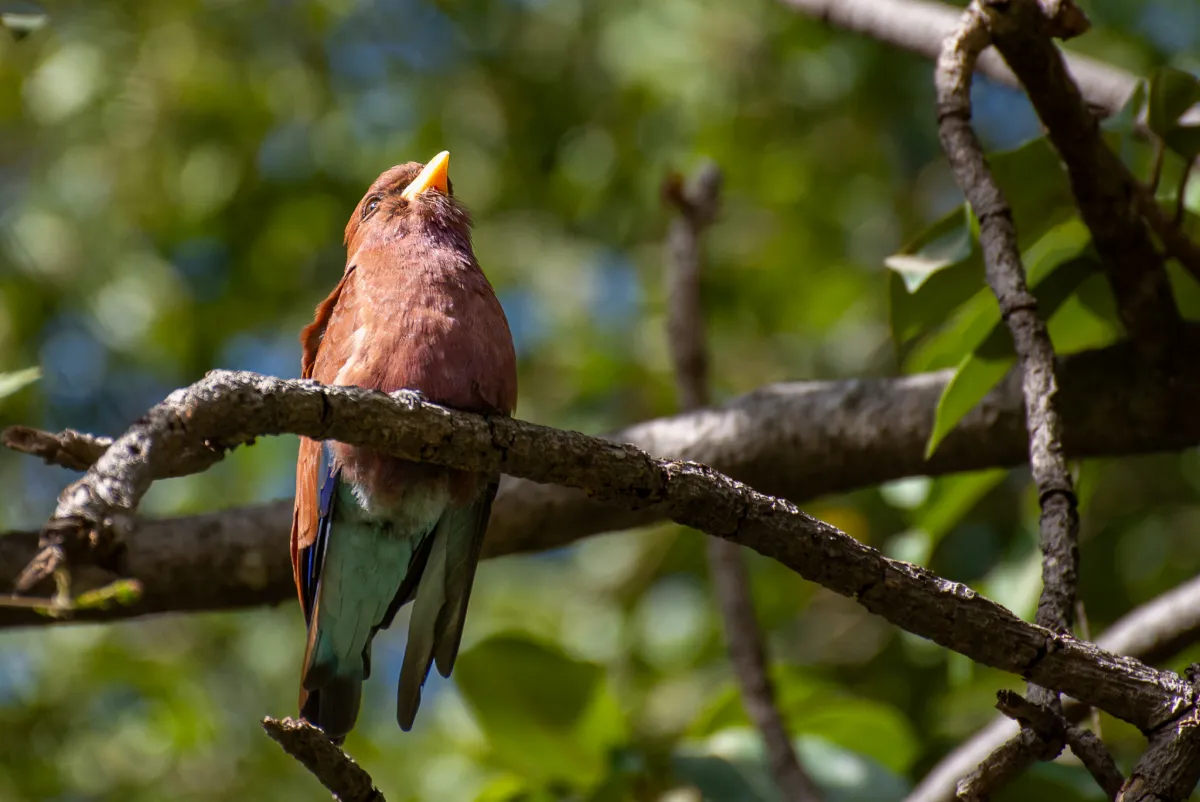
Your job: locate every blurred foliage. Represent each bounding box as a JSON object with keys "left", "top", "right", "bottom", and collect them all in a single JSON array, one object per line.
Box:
[{"left": 1, "top": 1, "right": 1200, "bottom": 800}]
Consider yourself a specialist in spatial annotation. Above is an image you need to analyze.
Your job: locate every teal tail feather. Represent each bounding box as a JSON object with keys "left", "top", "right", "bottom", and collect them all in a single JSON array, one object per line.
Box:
[
  {"left": 395, "top": 479, "right": 497, "bottom": 730},
  {"left": 297, "top": 469, "right": 437, "bottom": 743}
]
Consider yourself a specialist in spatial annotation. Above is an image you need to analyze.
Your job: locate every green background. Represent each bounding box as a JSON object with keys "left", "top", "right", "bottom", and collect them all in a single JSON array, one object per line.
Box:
[{"left": 2, "top": 0, "right": 1200, "bottom": 799}]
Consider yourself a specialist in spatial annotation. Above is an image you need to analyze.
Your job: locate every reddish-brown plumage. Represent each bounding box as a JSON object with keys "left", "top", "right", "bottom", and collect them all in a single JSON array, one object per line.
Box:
[{"left": 289, "top": 159, "right": 517, "bottom": 608}]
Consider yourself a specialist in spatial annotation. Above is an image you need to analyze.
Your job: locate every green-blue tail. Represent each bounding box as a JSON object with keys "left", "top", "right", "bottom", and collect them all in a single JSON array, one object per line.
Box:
[{"left": 297, "top": 466, "right": 496, "bottom": 741}]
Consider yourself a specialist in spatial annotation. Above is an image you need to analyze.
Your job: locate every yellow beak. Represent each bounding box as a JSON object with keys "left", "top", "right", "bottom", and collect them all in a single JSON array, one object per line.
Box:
[{"left": 400, "top": 151, "right": 450, "bottom": 199}]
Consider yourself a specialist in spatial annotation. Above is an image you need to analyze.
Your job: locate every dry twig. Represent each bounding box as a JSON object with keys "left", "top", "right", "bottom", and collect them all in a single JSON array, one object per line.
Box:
[{"left": 262, "top": 717, "right": 384, "bottom": 802}]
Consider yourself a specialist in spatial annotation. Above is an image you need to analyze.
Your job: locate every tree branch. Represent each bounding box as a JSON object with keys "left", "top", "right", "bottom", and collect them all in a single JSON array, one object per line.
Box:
[
  {"left": 3, "top": 327, "right": 1200, "bottom": 627},
  {"left": 981, "top": 0, "right": 1185, "bottom": 356},
  {"left": 778, "top": 0, "right": 1137, "bottom": 118},
  {"left": 262, "top": 716, "right": 384, "bottom": 802},
  {"left": 4, "top": 369, "right": 1199, "bottom": 734},
  {"left": 991, "top": 690, "right": 1124, "bottom": 799},
  {"left": 908, "top": 573, "right": 1200, "bottom": 802},
  {"left": 935, "top": 3, "right": 1117, "bottom": 797},
  {"left": 664, "top": 163, "right": 821, "bottom": 802}
]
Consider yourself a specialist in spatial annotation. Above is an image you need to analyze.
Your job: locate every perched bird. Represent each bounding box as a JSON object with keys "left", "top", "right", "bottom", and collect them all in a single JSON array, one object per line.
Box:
[{"left": 290, "top": 151, "right": 517, "bottom": 743}]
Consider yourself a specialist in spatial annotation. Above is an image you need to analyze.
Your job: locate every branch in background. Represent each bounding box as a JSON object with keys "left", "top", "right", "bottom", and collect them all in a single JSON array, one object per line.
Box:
[
  {"left": 981, "top": 0, "right": 1185, "bottom": 356},
  {"left": 909, "top": 573, "right": 1200, "bottom": 802},
  {"left": 992, "top": 691, "right": 1124, "bottom": 799},
  {"left": 935, "top": 2, "right": 1110, "bottom": 797},
  {"left": 778, "top": 0, "right": 1137, "bottom": 118},
  {"left": 3, "top": 369, "right": 1197, "bottom": 733},
  {"left": 664, "top": 163, "right": 822, "bottom": 802},
  {"left": 4, "top": 327, "right": 1200, "bottom": 627},
  {"left": 262, "top": 717, "right": 384, "bottom": 802}
]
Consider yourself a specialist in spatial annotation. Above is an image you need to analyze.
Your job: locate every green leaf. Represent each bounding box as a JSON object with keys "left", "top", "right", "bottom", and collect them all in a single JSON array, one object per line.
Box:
[
  {"left": 884, "top": 205, "right": 973, "bottom": 293},
  {"left": 0, "top": 367, "right": 41, "bottom": 401},
  {"left": 1103, "top": 79, "right": 1148, "bottom": 165},
  {"left": 0, "top": 6, "right": 48, "bottom": 40},
  {"left": 1148, "top": 67, "right": 1200, "bottom": 138},
  {"left": 1166, "top": 260, "right": 1200, "bottom": 321},
  {"left": 689, "top": 672, "right": 918, "bottom": 774},
  {"left": 924, "top": 251, "right": 1101, "bottom": 458},
  {"left": 73, "top": 579, "right": 144, "bottom": 610},
  {"left": 888, "top": 137, "right": 1077, "bottom": 347},
  {"left": 904, "top": 219, "right": 1090, "bottom": 373},
  {"left": 1163, "top": 125, "right": 1200, "bottom": 160},
  {"left": 925, "top": 351, "right": 1015, "bottom": 459},
  {"left": 673, "top": 730, "right": 911, "bottom": 802},
  {"left": 456, "top": 634, "right": 616, "bottom": 785},
  {"left": 912, "top": 469, "right": 1008, "bottom": 548}
]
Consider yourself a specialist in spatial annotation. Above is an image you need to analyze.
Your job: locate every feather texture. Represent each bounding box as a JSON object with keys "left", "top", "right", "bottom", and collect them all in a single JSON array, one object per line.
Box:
[{"left": 289, "top": 156, "right": 517, "bottom": 741}]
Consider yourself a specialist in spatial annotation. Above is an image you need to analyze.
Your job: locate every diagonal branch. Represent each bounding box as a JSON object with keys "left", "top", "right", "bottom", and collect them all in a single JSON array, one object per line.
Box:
[
  {"left": 909, "top": 572, "right": 1200, "bottom": 802},
  {"left": 935, "top": 2, "right": 1110, "bottom": 797},
  {"left": 664, "top": 162, "right": 821, "bottom": 801},
  {"left": 3, "top": 327, "right": 1200, "bottom": 628},
  {"left": 981, "top": 0, "right": 1185, "bottom": 356},
  {"left": 4, "top": 369, "right": 1198, "bottom": 734},
  {"left": 262, "top": 716, "right": 384, "bottom": 802},
  {"left": 993, "top": 691, "right": 1124, "bottom": 799},
  {"left": 779, "top": 0, "right": 1137, "bottom": 118}
]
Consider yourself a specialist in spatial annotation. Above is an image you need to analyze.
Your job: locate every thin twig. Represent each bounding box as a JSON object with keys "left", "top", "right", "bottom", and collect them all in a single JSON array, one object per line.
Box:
[
  {"left": 909, "top": 572, "right": 1200, "bottom": 802},
  {"left": 992, "top": 691, "right": 1124, "bottom": 799},
  {"left": 978, "top": 0, "right": 1184, "bottom": 354},
  {"left": 663, "top": 163, "right": 822, "bottom": 802},
  {"left": 262, "top": 717, "right": 384, "bottom": 802},
  {"left": 935, "top": 2, "right": 1104, "bottom": 798}
]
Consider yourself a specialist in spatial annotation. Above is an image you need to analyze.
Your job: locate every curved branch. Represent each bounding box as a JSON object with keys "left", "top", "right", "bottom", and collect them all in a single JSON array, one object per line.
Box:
[
  {"left": 3, "top": 328, "right": 1200, "bottom": 626},
  {"left": 3, "top": 369, "right": 1198, "bottom": 734}
]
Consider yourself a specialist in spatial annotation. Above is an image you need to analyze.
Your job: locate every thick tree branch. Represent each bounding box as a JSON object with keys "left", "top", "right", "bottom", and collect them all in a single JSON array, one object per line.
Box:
[
  {"left": 3, "top": 328, "right": 1200, "bottom": 627},
  {"left": 4, "top": 369, "right": 1199, "bottom": 734},
  {"left": 779, "top": 0, "right": 1137, "bottom": 118},
  {"left": 262, "top": 716, "right": 384, "bottom": 802},
  {"left": 664, "top": 163, "right": 821, "bottom": 802},
  {"left": 909, "top": 573, "right": 1200, "bottom": 802}
]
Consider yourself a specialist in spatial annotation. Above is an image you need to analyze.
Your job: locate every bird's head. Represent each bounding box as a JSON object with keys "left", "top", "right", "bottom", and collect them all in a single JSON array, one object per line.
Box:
[{"left": 344, "top": 151, "right": 473, "bottom": 252}]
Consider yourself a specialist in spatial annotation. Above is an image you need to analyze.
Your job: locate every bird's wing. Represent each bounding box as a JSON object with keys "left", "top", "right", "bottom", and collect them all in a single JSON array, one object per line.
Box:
[{"left": 291, "top": 267, "right": 357, "bottom": 606}]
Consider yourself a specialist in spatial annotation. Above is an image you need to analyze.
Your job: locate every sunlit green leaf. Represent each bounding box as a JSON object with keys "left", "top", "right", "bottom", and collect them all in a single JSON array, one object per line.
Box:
[
  {"left": 889, "top": 137, "right": 1077, "bottom": 347},
  {"left": 0, "top": 5, "right": 47, "bottom": 40},
  {"left": 1148, "top": 67, "right": 1200, "bottom": 139},
  {"left": 924, "top": 251, "right": 1102, "bottom": 458},
  {"left": 73, "top": 579, "right": 144, "bottom": 610},
  {"left": 884, "top": 205, "right": 973, "bottom": 293},
  {"left": 689, "top": 673, "right": 918, "bottom": 774},
  {"left": 673, "top": 730, "right": 910, "bottom": 802},
  {"left": 0, "top": 366, "right": 41, "bottom": 401}
]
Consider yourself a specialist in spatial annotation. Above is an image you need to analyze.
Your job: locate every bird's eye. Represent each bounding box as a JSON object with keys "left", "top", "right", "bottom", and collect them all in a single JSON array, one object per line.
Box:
[{"left": 361, "top": 196, "right": 382, "bottom": 220}]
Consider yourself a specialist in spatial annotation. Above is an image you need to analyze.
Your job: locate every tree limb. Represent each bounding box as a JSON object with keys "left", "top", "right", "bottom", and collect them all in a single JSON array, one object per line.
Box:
[
  {"left": 262, "top": 716, "right": 384, "bottom": 802},
  {"left": 981, "top": 0, "right": 1185, "bottom": 355},
  {"left": 664, "top": 163, "right": 821, "bottom": 802},
  {"left": 935, "top": 2, "right": 1115, "bottom": 796},
  {"left": 3, "top": 327, "right": 1200, "bottom": 627},
  {"left": 778, "top": 0, "right": 1137, "bottom": 118},
  {"left": 4, "top": 369, "right": 1199, "bottom": 734},
  {"left": 908, "top": 573, "right": 1200, "bottom": 802}
]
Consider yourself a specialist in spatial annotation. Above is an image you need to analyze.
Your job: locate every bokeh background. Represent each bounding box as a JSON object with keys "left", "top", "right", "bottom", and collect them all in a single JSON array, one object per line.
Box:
[{"left": 2, "top": 1, "right": 1199, "bottom": 800}]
